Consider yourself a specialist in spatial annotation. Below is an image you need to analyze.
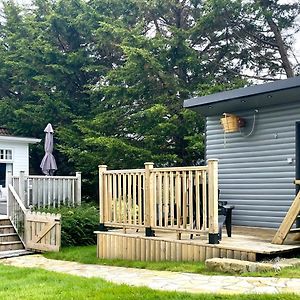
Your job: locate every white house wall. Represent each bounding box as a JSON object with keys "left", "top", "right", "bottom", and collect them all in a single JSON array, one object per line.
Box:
[
  {"left": 206, "top": 102, "right": 300, "bottom": 229},
  {"left": 0, "top": 141, "right": 29, "bottom": 175}
]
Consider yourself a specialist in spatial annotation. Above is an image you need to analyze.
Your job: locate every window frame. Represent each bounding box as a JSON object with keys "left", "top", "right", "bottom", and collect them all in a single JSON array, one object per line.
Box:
[{"left": 0, "top": 149, "right": 13, "bottom": 162}]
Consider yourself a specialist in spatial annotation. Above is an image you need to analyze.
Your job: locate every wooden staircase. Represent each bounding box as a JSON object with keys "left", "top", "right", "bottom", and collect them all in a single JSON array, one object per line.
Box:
[{"left": 0, "top": 217, "right": 28, "bottom": 257}]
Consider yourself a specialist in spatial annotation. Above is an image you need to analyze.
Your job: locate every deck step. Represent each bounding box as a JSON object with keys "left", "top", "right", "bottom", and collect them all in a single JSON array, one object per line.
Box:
[
  {"left": 0, "top": 241, "right": 24, "bottom": 251},
  {"left": 0, "top": 218, "right": 25, "bottom": 252},
  {"left": 0, "top": 233, "right": 19, "bottom": 242},
  {"left": 0, "top": 225, "right": 15, "bottom": 234},
  {"left": 0, "top": 249, "right": 33, "bottom": 259},
  {"left": 0, "top": 219, "right": 12, "bottom": 226}
]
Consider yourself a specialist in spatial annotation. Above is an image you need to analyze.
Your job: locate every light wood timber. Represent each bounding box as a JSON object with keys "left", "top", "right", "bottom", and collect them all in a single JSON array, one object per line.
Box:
[
  {"left": 208, "top": 159, "right": 219, "bottom": 235},
  {"left": 144, "top": 162, "right": 154, "bottom": 229},
  {"left": 98, "top": 165, "right": 107, "bottom": 224},
  {"left": 96, "top": 226, "right": 300, "bottom": 262},
  {"left": 272, "top": 190, "right": 300, "bottom": 244}
]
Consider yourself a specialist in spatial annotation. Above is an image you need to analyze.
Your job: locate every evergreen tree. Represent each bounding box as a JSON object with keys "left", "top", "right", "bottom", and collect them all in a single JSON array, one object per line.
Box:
[{"left": 0, "top": 0, "right": 298, "bottom": 199}]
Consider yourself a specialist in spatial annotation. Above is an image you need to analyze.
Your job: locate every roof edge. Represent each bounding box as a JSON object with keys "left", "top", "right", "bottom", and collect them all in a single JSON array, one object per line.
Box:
[
  {"left": 0, "top": 136, "right": 41, "bottom": 144},
  {"left": 184, "top": 76, "right": 300, "bottom": 109}
]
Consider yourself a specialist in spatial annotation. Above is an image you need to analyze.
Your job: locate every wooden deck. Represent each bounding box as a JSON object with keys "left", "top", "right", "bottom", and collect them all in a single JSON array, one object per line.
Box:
[{"left": 96, "top": 226, "right": 300, "bottom": 262}]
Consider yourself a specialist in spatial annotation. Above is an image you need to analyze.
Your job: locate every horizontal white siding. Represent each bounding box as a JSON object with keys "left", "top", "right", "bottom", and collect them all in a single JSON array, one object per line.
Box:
[
  {"left": 0, "top": 141, "right": 29, "bottom": 175},
  {"left": 206, "top": 102, "right": 300, "bottom": 229}
]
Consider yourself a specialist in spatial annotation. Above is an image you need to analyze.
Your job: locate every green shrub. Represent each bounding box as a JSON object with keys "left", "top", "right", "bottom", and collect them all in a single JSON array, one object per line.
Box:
[{"left": 37, "top": 204, "right": 99, "bottom": 247}]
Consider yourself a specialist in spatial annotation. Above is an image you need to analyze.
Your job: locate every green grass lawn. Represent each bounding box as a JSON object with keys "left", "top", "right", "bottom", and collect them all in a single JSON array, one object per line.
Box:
[
  {"left": 0, "top": 264, "right": 299, "bottom": 300},
  {"left": 43, "top": 245, "right": 300, "bottom": 278}
]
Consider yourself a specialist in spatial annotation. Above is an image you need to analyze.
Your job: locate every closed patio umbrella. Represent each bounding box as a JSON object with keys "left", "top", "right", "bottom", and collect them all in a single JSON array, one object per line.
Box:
[{"left": 40, "top": 123, "right": 57, "bottom": 176}]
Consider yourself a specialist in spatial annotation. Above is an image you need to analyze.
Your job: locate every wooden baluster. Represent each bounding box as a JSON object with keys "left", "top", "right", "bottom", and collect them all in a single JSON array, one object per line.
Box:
[
  {"left": 175, "top": 171, "right": 181, "bottom": 228},
  {"left": 128, "top": 173, "right": 132, "bottom": 224},
  {"left": 163, "top": 172, "right": 169, "bottom": 227},
  {"left": 122, "top": 174, "right": 127, "bottom": 224},
  {"left": 107, "top": 174, "right": 112, "bottom": 222},
  {"left": 68, "top": 179, "right": 72, "bottom": 206},
  {"left": 118, "top": 174, "right": 122, "bottom": 223},
  {"left": 189, "top": 171, "right": 194, "bottom": 230},
  {"left": 170, "top": 172, "right": 174, "bottom": 227},
  {"left": 138, "top": 173, "right": 142, "bottom": 226},
  {"left": 158, "top": 172, "right": 163, "bottom": 227},
  {"left": 42, "top": 179, "right": 46, "bottom": 208},
  {"left": 48, "top": 178, "right": 51, "bottom": 208},
  {"left": 113, "top": 174, "right": 117, "bottom": 223},
  {"left": 182, "top": 172, "right": 187, "bottom": 229},
  {"left": 34, "top": 179, "right": 38, "bottom": 208},
  {"left": 202, "top": 171, "right": 207, "bottom": 230},
  {"left": 133, "top": 173, "right": 137, "bottom": 226},
  {"left": 62, "top": 179, "right": 65, "bottom": 206},
  {"left": 195, "top": 171, "right": 201, "bottom": 230},
  {"left": 152, "top": 172, "right": 157, "bottom": 228},
  {"left": 26, "top": 178, "right": 30, "bottom": 208}
]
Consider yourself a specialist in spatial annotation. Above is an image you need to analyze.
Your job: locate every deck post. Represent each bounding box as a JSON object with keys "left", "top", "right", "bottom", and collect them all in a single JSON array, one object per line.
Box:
[
  {"left": 6, "top": 171, "right": 12, "bottom": 186},
  {"left": 18, "top": 171, "right": 26, "bottom": 204},
  {"left": 6, "top": 171, "right": 12, "bottom": 216},
  {"left": 208, "top": 159, "right": 219, "bottom": 244},
  {"left": 99, "top": 165, "right": 108, "bottom": 231},
  {"left": 75, "top": 172, "right": 82, "bottom": 206},
  {"left": 144, "top": 162, "right": 155, "bottom": 237}
]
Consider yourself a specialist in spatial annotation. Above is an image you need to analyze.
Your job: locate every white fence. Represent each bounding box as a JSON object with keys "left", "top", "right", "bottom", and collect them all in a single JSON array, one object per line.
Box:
[{"left": 8, "top": 171, "right": 81, "bottom": 209}]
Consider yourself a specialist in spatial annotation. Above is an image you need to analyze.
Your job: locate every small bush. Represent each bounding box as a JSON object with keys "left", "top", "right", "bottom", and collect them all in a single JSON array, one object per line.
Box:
[{"left": 37, "top": 204, "right": 99, "bottom": 247}]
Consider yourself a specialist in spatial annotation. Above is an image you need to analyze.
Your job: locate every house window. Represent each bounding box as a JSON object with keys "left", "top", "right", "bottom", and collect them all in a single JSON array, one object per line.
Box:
[{"left": 0, "top": 149, "right": 13, "bottom": 161}]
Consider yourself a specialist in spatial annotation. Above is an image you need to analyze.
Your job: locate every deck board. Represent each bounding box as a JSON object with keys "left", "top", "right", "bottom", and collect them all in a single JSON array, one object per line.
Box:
[{"left": 96, "top": 226, "right": 300, "bottom": 262}]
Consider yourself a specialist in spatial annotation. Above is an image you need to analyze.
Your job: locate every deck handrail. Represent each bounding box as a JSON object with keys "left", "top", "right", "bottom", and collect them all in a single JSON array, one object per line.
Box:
[
  {"left": 103, "top": 169, "right": 145, "bottom": 175},
  {"left": 99, "top": 160, "right": 219, "bottom": 243},
  {"left": 7, "top": 184, "right": 28, "bottom": 244},
  {"left": 149, "top": 166, "right": 208, "bottom": 172}
]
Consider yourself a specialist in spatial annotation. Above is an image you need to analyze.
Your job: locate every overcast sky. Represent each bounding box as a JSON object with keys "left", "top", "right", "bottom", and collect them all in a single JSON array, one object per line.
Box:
[{"left": 4, "top": 0, "right": 300, "bottom": 66}]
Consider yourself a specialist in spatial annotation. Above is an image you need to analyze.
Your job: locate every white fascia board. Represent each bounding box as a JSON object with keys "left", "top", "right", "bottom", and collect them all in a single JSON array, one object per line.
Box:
[{"left": 0, "top": 136, "right": 41, "bottom": 144}]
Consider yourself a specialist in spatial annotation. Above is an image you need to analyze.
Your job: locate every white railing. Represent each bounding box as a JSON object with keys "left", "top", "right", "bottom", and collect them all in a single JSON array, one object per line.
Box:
[
  {"left": 9, "top": 172, "right": 81, "bottom": 209},
  {"left": 7, "top": 184, "right": 28, "bottom": 244}
]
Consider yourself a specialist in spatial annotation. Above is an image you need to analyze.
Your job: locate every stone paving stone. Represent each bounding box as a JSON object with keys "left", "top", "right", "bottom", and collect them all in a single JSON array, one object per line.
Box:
[{"left": 1, "top": 254, "right": 300, "bottom": 295}]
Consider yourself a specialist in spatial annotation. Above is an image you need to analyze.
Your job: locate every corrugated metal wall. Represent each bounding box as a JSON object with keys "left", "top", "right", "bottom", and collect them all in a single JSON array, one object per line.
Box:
[{"left": 206, "top": 102, "right": 300, "bottom": 229}]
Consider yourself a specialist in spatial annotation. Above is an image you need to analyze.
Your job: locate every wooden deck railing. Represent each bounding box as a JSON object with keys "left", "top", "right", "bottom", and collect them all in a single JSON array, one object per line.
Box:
[
  {"left": 99, "top": 160, "right": 219, "bottom": 243},
  {"left": 7, "top": 184, "right": 28, "bottom": 244},
  {"left": 98, "top": 166, "right": 145, "bottom": 228},
  {"left": 9, "top": 172, "right": 81, "bottom": 208}
]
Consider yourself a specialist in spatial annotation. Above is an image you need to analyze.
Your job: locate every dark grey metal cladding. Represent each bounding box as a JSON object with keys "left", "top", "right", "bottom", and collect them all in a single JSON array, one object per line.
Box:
[{"left": 206, "top": 102, "right": 300, "bottom": 228}]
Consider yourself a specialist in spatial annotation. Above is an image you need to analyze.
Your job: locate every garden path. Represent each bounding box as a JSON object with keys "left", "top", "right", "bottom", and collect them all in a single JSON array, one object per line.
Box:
[{"left": 1, "top": 255, "right": 300, "bottom": 295}]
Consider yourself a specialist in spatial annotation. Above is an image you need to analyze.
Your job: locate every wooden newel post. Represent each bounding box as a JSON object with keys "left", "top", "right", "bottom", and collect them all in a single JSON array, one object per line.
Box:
[
  {"left": 6, "top": 171, "right": 12, "bottom": 216},
  {"left": 75, "top": 172, "right": 82, "bottom": 206},
  {"left": 7, "top": 171, "right": 12, "bottom": 186},
  {"left": 208, "top": 159, "right": 219, "bottom": 244},
  {"left": 99, "top": 165, "right": 108, "bottom": 231},
  {"left": 19, "top": 171, "right": 25, "bottom": 204},
  {"left": 144, "top": 162, "right": 155, "bottom": 237}
]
